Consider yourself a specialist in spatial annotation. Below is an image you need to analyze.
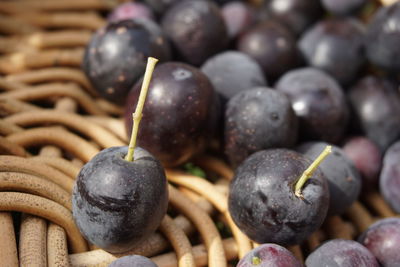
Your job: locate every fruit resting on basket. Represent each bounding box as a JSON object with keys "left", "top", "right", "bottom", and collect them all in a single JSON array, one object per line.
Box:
[{"left": 72, "top": 58, "right": 168, "bottom": 253}]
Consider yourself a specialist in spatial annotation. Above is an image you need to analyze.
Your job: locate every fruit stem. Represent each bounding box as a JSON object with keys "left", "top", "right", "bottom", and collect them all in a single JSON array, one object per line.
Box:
[
  {"left": 125, "top": 57, "right": 158, "bottom": 162},
  {"left": 252, "top": 256, "right": 261, "bottom": 265},
  {"left": 294, "top": 145, "right": 332, "bottom": 198}
]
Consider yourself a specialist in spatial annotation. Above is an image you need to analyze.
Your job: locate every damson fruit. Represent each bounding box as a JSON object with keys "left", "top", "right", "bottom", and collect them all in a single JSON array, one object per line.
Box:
[
  {"left": 306, "top": 239, "right": 379, "bottom": 267},
  {"left": 201, "top": 51, "right": 267, "bottom": 105},
  {"left": 161, "top": 0, "right": 228, "bottom": 66},
  {"left": 365, "top": 2, "right": 400, "bottom": 72},
  {"left": 224, "top": 87, "right": 298, "bottom": 167},
  {"left": 237, "top": 243, "right": 302, "bottom": 267},
  {"left": 261, "top": 0, "right": 323, "bottom": 36},
  {"left": 228, "top": 149, "right": 329, "bottom": 245},
  {"left": 358, "top": 218, "right": 400, "bottom": 267},
  {"left": 238, "top": 20, "right": 300, "bottom": 80},
  {"left": 297, "top": 142, "right": 361, "bottom": 215},
  {"left": 82, "top": 19, "right": 171, "bottom": 104},
  {"left": 124, "top": 62, "right": 219, "bottom": 167},
  {"left": 143, "top": 0, "right": 182, "bottom": 15},
  {"left": 342, "top": 136, "right": 382, "bottom": 189},
  {"left": 298, "top": 18, "right": 365, "bottom": 85},
  {"left": 321, "top": 0, "right": 367, "bottom": 16},
  {"left": 108, "top": 2, "right": 155, "bottom": 22},
  {"left": 348, "top": 76, "right": 400, "bottom": 151},
  {"left": 221, "top": 1, "right": 255, "bottom": 39},
  {"left": 108, "top": 255, "right": 159, "bottom": 267},
  {"left": 72, "top": 147, "right": 168, "bottom": 253},
  {"left": 275, "top": 67, "right": 349, "bottom": 144},
  {"left": 380, "top": 141, "right": 400, "bottom": 213}
]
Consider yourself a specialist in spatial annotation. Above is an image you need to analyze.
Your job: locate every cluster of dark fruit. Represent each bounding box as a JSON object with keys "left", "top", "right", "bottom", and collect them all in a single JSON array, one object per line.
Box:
[{"left": 73, "top": 0, "right": 400, "bottom": 266}]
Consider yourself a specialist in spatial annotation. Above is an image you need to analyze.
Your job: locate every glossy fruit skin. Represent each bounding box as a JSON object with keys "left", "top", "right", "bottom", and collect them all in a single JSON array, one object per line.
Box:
[
  {"left": 342, "top": 136, "right": 382, "bottom": 189},
  {"left": 321, "top": 0, "right": 366, "bottom": 16},
  {"left": 221, "top": 1, "right": 255, "bottom": 39},
  {"left": 275, "top": 67, "right": 349, "bottom": 144},
  {"left": 224, "top": 87, "right": 298, "bottom": 167},
  {"left": 379, "top": 141, "right": 400, "bottom": 213},
  {"left": 237, "top": 243, "right": 302, "bottom": 267},
  {"left": 348, "top": 76, "right": 400, "bottom": 151},
  {"left": 298, "top": 18, "right": 365, "bottom": 85},
  {"left": 238, "top": 20, "right": 300, "bottom": 80},
  {"left": 108, "top": 255, "right": 159, "bottom": 267},
  {"left": 201, "top": 51, "right": 267, "bottom": 105},
  {"left": 143, "top": 0, "right": 182, "bottom": 15},
  {"left": 72, "top": 146, "right": 168, "bottom": 253},
  {"left": 306, "top": 239, "right": 379, "bottom": 267},
  {"left": 161, "top": 0, "right": 228, "bottom": 66},
  {"left": 229, "top": 149, "right": 329, "bottom": 245},
  {"left": 365, "top": 2, "right": 400, "bottom": 72},
  {"left": 107, "top": 2, "right": 155, "bottom": 22},
  {"left": 358, "top": 217, "right": 400, "bottom": 267},
  {"left": 297, "top": 142, "right": 361, "bottom": 215},
  {"left": 261, "top": 0, "right": 323, "bottom": 36},
  {"left": 82, "top": 19, "right": 171, "bottom": 104},
  {"left": 125, "top": 62, "right": 219, "bottom": 167}
]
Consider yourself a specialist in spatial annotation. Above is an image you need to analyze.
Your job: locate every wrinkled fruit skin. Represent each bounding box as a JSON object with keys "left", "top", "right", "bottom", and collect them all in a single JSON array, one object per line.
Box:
[
  {"left": 108, "top": 255, "right": 159, "bottom": 267},
  {"left": 229, "top": 149, "right": 329, "bottom": 246},
  {"left": 125, "top": 62, "right": 220, "bottom": 167},
  {"left": 82, "top": 19, "right": 171, "bottom": 104},
  {"left": 306, "top": 239, "right": 379, "bottom": 267},
  {"left": 72, "top": 146, "right": 168, "bottom": 253},
  {"left": 237, "top": 243, "right": 303, "bottom": 267}
]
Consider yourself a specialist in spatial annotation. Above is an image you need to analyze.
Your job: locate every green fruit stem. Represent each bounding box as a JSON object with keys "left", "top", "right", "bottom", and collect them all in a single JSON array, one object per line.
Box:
[
  {"left": 125, "top": 57, "right": 158, "bottom": 162},
  {"left": 294, "top": 145, "right": 332, "bottom": 198}
]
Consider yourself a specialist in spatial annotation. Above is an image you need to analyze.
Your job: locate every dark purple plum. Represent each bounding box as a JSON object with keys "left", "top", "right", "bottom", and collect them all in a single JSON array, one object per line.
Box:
[
  {"left": 237, "top": 243, "right": 302, "bottom": 267},
  {"left": 348, "top": 76, "right": 400, "bottom": 151},
  {"left": 108, "top": 2, "right": 155, "bottom": 22},
  {"left": 298, "top": 18, "right": 366, "bottom": 85},
  {"left": 228, "top": 149, "right": 329, "bottom": 245},
  {"left": 143, "top": 0, "right": 183, "bottom": 15},
  {"left": 72, "top": 146, "right": 168, "bottom": 253},
  {"left": 221, "top": 1, "right": 255, "bottom": 39},
  {"left": 224, "top": 87, "right": 298, "bottom": 167},
  {"left": 380, "top": 141, "right": 400, "bottom": 213},
  {"left": 238, "top": 20, "right": 301, "bottom": 80},
  {"left": 124, "top": 62, "right": 219, "bottom": 167},
  {"left": 342, "top": 136, "right": 382, "bottom": 189},
  {"left": 306, "top": 239, "right": 379, "bottom": 267},
  {"left": 161, "top": 0, "right": 228, "bottom": 66},
  {"left": 297, "top": 142, "right": 361, "bottom": 215},
  {"left": 82, "top": 19, "right": 171, "bottom": 104},
  {"left": 275, "top": 67, "right": 349, "bottom": 144},
  {"left": 261, "top": 0, "right": 323, "bottom": 36},
  {"left": 108, "top": 255, "right": 159, "bottom": 267},
  {"left": 201, "top": 51, "right": 267, "bottom": 105},
  {"left": 365, "top": 2, "right": 400, "bottom": 72},
  {"left": 358, "top": 217, "right": 400, "bottom": 267},
  {"left": 321, "top": 0, "right": 367, "bottom": 16}
]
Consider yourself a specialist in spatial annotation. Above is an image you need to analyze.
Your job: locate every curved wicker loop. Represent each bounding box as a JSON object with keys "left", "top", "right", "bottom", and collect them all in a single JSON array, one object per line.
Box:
[
  {"left": 0, "top": 212, "right": 18, "bottom": 267},
  {"left": 19, "top": 214, "right": 47, "bottom": 266},
  {"left": 47, "top": 223, "right": 70, "bottom": 267},
  {"left": 0, "top": 136, "right": 29, "bottom": 157},
  {"left": 0, "top": 192, "right": 88, "bottom": 253}
]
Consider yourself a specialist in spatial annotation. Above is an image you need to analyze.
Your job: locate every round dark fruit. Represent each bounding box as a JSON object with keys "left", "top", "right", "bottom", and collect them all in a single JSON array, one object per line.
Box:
[
  {"left": 143, "top": 0, "right": 182, "bottom": 15},
  {"left": 298, "top": 17, "right": 365, "bottom": 85},
  {"left": 365, "top": 2, "right": 400, "bottom": 72},
  {"left": 342, "top": 136, "right": 382, "bottom": 189},
  {"left": 348, "top": 76, "right": 400, "bottom": 151},
  {"left": 321, "top": 0, "right": 367, "bottom": 16},
  {"left": 125, "top": 62, "right": 219, "bottom": 167},
  {"left": 224, "top": 87, "right": 298, "bottom": 167},
  {"left": 228, "top": 148, "right": 329, "bottom": 245},
  {"left": 237, "top": 243, "right": 302, "bottom": 267},
  {"left": 297, "top": 142, "right": 361, "bottom": 215},
  {"left": 108, "top": 2, "right": 155, "bottom": 22},
  {"left": 82, "top": 19, "right": 171, "bottom": 104},
  {"left": 161, "top": 0, "right": 228, "bottom": 66},
  {"left": 306, "top": 239, "right": 379, "bottom": 267},
  {"left": 221, "top": 1, "right": 255, "bottom": 39},
  {"left": 238, "top": 20, "right": 300, "bottom": 80},
  {"left": 108, "top": 255, "right": 159, "bottom": 267},
  {"left": 72, "top": 146, "right": 168, "bottom": 253},
  {"left": 261, "top": 0, "right": 323, "bottom": 36},
  {"left": 275, "top": 67, "right": 349, "bottom": 144},
  {"left": 358, "top": 217, "right": 400, "bottom": 267},
  {"left": 201, "top": 51, "right": 267, "bottom": 105},
  {"left": 380, "top": 141, "right": 400, "bottom": 213}
]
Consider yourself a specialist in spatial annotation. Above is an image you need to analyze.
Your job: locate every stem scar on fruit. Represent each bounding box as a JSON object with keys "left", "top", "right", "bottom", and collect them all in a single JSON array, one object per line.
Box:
[
  {"left": 125, "top": 57, "right": 158, "bottom": 162},
  {"left": 294, "top": 145, "right": 332, "bottom": 199}
]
